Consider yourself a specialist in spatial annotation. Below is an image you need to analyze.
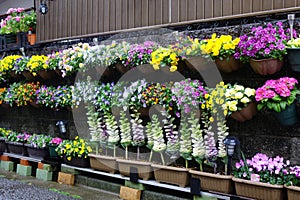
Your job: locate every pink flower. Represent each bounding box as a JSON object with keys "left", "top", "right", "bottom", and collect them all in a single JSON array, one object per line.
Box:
[{"left": 15, "top": 17, "right": 20, "bottom": 22}]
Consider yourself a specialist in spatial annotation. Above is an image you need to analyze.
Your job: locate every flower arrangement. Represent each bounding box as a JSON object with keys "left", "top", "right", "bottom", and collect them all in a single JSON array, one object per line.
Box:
[
  {"left": 27, "top": 134, "right": 52, "bottom": 148},
  {"left": 0, "top": 88, "right": 7, "bottom": 105},
  {"left": 36, "top": 85, "right": 56, "bottom": 108},
  {"left": 0, "top": 128, "right": 13, "bottom": 139},
  {"left": 0, "top": 55, "right": 22, "bottom": 74},
  {"left": 121, "top": 41, "right": 158, "bottom": 67},
  {"left": 233, "top": 153, "right": 291, "bottom": 185},
  {"left": 13, "top": 82, "right": 40, "bottom": 106},
  {"left": 26, "top": 55, "right": 49, "bottom": 75},
  {"left": 255, "top": 77, "right": 300, "bottom": 112},
  {"left": 46, "top": 52, "right": 60, "bottom": 71},
  {"left": 7, "top": 131, "right": 31, "bottom": 143},
  {"left": 234, "top": 22, "right": 291, "bottom": 63},
  {"left": 50, "top": 137, "right": 63, "bottom": 146},
  {"left": 53, "top": 85, "right": 73, "bottom": 108},
  {"left": 56, "top": 136, "right": 92, "bottom": 161},
  {"left": 0, "top": 8, "right": 36, "bottom": 34},
  {"left": 200, "top": 33, "right": 240, "bottom": 60},
  {"left": 287, "top": 37, "right": 300, "bottom": 48},
  {"left": 223, "top": 83, "right": 256, "bottom": 116},
  {"left": 150, "top": 46, "right": 180, "bottom": 72},
  {"left": 57, "top": 43, "right": 90, "bottom": 77}
]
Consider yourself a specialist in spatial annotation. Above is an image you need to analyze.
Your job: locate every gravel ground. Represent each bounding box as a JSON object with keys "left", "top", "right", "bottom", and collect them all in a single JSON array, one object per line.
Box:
[{"left": 0, "top": 177, "right": 76, "bottom": 200}]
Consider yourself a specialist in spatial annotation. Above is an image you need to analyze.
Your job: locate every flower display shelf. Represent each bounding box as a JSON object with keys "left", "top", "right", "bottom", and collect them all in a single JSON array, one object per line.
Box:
[
  {"left": 0, "top": 138, "right": 6, "bottom": 152},
  {"left": 117, "top": 159, "right": 153, "bottom": 181},
  {"left": 287, "top": 48, "right": 300, "bottom": 72},
  {"left": 286, "top": 185, "right": 300, "bottom": 200},
  {"left": 230, "top": 102, "right": 258, "bottom": 122},
  {"left": 189, "top": 170, "right": 234, "bottom": 194},
  {"left": 151, "top": 164, "right": 190, "bottom": 188},
  {"left": 215, "top": 56, "right": 242, "bottom": 73},
  {"left": 274, "top": 101, "right": 298, "bottom": 126},
  {"left": 6, "top": 142, "right": 28, "bottom": 156},
  {"left": 89, "top": 154, "right": 118, "bottom": 174},
  {"left": 25, "top": 144, "right": 50, "bottom": 160},
  {"left": 37, "top": 70, "right": 58, "bottom": 80},
  {"left": 63, "top": 156, "right": 90, "bottom": 168},
  {"left": 232, "top": 177, "right": 286, "bottom": 200},
  {"left": 249, "top": 58, "right": 284, "bottom": 75}
]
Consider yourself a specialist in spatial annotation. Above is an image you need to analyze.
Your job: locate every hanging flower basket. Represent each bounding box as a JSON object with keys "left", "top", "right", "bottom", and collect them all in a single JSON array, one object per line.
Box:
[
  {"left": 22, "top": 71, "right": 36, "bottom": 81},
  {"left": 233, "top": 177, "right": 286, "bottom": 200},
  {"left": 189, "top": 170, "right": 234, "bottom": 194},
  {"left": 89, "top": 154, "right": 118, "bottom": 174},
  {"left": 230, "top": 102, "right": 258, "bottom": 122},
  {"left": 215, "top": 56, "right": 243, "bottom": 73},
  {"left": 249, "top": 58, "right": 284, "bottom": 75},
  {"left": 37, "top": 70, "right": 58, "bottom": 80}
]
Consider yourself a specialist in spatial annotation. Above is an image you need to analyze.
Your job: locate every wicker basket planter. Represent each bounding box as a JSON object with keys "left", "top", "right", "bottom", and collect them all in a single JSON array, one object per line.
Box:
[
  {"left": 152, "top": 164, "right": 190, "bottom": 187},
  {"left": 117, "top": 159, "right": 153, "bottom": 181},
  {"left": 189, "top": 170, "right": 234, "bottom": 194},
  {"left": 286, "top": 185, "right": 300, "bottom": 200},
  {"left": 89, "top": 154, "right": 118, "bottom": 174},
  {"left": 233, "top": 177, "right": 286, "bottom": 200}
]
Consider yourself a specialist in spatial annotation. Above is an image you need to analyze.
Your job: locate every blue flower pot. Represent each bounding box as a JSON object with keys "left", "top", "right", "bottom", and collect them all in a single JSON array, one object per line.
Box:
[
  {"left": 274, "top": 102, "right": 298, "bottom": 126},
  {"left": 287, "top": 48, "right": 300, "bottom": 72}
]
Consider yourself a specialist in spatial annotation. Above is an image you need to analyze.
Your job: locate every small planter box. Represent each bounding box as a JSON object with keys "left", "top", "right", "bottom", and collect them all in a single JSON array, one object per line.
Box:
[
  {"left": 6, "top": 142, "right": 28, "bottom": 156},
  {"left": 117, "top": 159, "right": 153, "bottom": 181},
  {"left": 189, "top": 170, "right": 234, "bottom": 194},
  {"left": 63, "top": 156, "right": 90, "bottom": 168},
  {"left": 152, "top": 164, "right": 190, "bottom": 187},
  {"left": 89, "top": 154, "right": 118, "bottom": 174},
  {"left": 286, "top": 185, "right": 300, "bottom": 200},
  {"left": 233, "top": 177, "right": 286, "bottom": 200},
  {"left": 26, "top": 144, "right": 50, "bottom": 160}
]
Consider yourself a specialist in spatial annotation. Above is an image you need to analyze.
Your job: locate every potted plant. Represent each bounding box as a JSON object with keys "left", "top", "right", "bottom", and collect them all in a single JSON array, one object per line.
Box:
[
  {"left": 26, "top": 55, "right": 49, "bottom": 79},
  {"left": 234, "top": 22, "right": 290, "bottom": 75},
  {"left": 0, "top": 128, "right": 11, "bottom": 152},
  {"left": 255, "top": 77, "right": 300, "bottom": 126},
  {"left": 26, "top": 134, "right": 52, "bottom": 160},
  {"left": 232, "top": 153, "right": 289, "bottom": 200},
  {"left": 56, "top": 136, "right": 92, "bottom": 168},
  {"left": 199, "top": 33, "right": 242, "bottom": 73},
  {"left": 286, "top": 36, "right": 300, "bottom": 72},
  {"left": 150, "top": 46, "right": 181, "bottom": 72},
  {"left": 6, "top": 131, "right": 31, "bottom": 156},
  {"left": 285, "top": 165, "right": 300, "bottom": 200},
  {"left": 0, "top": 55, "right": 22, "bottom": 78},
  {"left": 224, "top": 83, "right": 257, "bottom": 122},
  {"left": 48, "top": 137, "right": 63, "bottom": 158}
]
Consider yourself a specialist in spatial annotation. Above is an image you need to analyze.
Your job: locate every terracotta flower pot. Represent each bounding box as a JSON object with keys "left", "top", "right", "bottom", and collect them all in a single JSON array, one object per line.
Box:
[
  {"left": 233, "top": 177, "right": 286, "bottom": 200},
  {"left": 249, "top": 58, "right": 284, "bottom": 75},
  {"left": 27, "top": 33, "right": 36, "bottom": 45},
  {"left": 230, "top": 102, "right": 258, "bottom": 122},
  {"left": 215, "top": 56, "right": 242, "bottom": 73},
  {"left": 189, "top": 170, "right": 234, "bottom": 194}
]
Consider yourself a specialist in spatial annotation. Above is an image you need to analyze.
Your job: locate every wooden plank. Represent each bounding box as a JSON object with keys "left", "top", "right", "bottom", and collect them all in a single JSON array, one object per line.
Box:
[
  {"left": 116, "top": 0, "right": 122, "bottom": 30},
  {"left": 162, "top": 0, "right": 169, "bottom": 24},
  {"left": 149, "top": 0, "right": 156, "bottom": 25},
  {"left": 284, "top": 0, "right": 297, "bottom": 7},
  {"left": 135, "top": 0, "right": 142, "bottom": 27},
  {"left": 110, "top": 0, "right": 116, "bottom": 31},
  {"left": 92, "top": 0, "right": 99, "bottom": 33},
  {"left": 128, "top": 0, "right": 135, "bottom": 28},
  {"left": 121, "top": 0, "right": 128, "bottom": 29},
  {"left": 273, "top": 0, "right": 283, "bottom": 9},
  {"left": 252, "top": 0, "right": 262, "bottom": 12},
  {"left": 68, "top": 0, "right": 73, "bottom": 37},
  {"left": 103, "top": 0, "right": 110, "bottom": 31},
  {"left": 57, "top": 0, "right": 64, "bottom": 38},
  {"left": 222, "top": 0, "right": 232, "bottom": 16},
  {"left": 213, "top": 0, "right": 222, "bottom": 17},
  {"left": 242, "top": 0, "right": 251, "bottom": 13},
  {"left": 87, "top": 0, "right": 94, "bottom": 34},
  {"left": 179, "top": 0, "right": 187, "bottom": 22},
  {"left": 99, "top": 0, "right": 104, "bottom": 32},
  {"left": 262, "top": 0, "right": 273, "bottom": 11},
  {"left": 187, "top": 0, "right": 197, "bottom": 20},
  {"left": 196, "top": 0, "right": 205, "bottom": 19},
  {"left": 82, "top": 0, "right": 88, "bottom": 35},
  {"left": 155, "top": 0, "right": 163, "bottom": 24},
  {"left": 298, "top": 0, "right": 300, "bottom": 6},
  {"left": 141, "top": 0, "right": 149, "bottom": 26},
  {"left": 204, "top": 0, "right": 213, "bottom": 18},
  {"left": 50, "top": 0, "right": 57, "bottom": 39},
  {"left": 170, "top": 0, "right": 179, "bottom": 23},
  {"left": 232, "top": 0, "right": 242, "bottom": 15}
]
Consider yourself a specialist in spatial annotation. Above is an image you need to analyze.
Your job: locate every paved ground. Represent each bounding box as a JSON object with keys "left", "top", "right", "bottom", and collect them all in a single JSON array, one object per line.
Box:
[{"left": 0, "top": 169, "right": 121, "bottom": 200}]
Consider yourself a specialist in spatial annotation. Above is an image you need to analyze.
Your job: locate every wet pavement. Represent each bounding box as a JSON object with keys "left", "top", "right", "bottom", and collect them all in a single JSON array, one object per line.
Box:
[{"left": 0, "top": 169, "right": 121, "bottom": 200}]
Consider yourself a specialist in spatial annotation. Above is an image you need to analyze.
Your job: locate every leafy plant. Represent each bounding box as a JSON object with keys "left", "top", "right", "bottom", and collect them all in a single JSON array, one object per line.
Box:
[{"left": 27, "top": 134, "right": 52, "bottom": 148}]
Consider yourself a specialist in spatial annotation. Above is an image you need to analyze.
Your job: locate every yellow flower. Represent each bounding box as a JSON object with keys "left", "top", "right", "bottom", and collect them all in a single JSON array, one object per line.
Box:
[
  {"left": 234, "top": 92, "right": 244, "bottom": 99},
  {"left": 209, "top": 117, "right": 214, "bottom": 122},
  {"left": 170, "top": 65, "right": 177, "bottom": 72},
  {"left": 245, "top": 88, "right": 255, "bottom": 97},
  {"left": 67, "top": 156, "right": 71, "bottom": 161},
  {"left": 241, "top": 97, "right": 250, "bottom": 104}
]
